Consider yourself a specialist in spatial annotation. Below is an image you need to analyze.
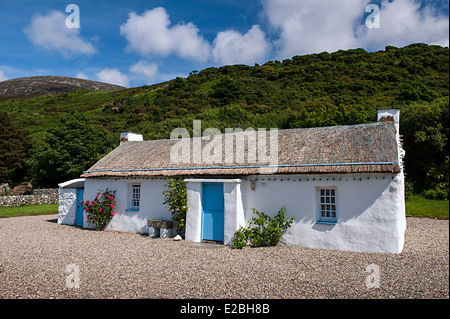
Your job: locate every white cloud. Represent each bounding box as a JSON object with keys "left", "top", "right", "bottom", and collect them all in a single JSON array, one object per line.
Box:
[
  {"left": 129, "top": 61, "right": 159, "bottom": 84},
  {"left": 95, "top": 68, "right": 129, "bottom": 87},
  {"left": 23, "top": 10, "right": 97, "bottom": 58},
  {"left": 212, "top": 25, "right": 271, "bottom": 65},
  {"left": 75, "top": 72, "right": 88, "bottom": 80},
  {"left": 120, "top": 7, "right": 210, "bottom": 62},
  {"left": 356, "top": 0, "right": 449, "bottom": 50},
  {"left": 120, "top": 7, "right": 273, "bottom": 66},
  {"left": 262, "top": 0, "right": 449, "bottom": 59},
  {"left": 263, "top": 0, "right": 367, "bottom": 59},
  {"left": 0, "top": 70, "right": 8, "bottom": 82}
]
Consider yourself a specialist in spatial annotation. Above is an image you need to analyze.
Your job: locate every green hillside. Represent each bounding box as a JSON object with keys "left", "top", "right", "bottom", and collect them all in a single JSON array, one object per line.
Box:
[{"left": 0, "top": 43, "right": 448, "bottom": 196}]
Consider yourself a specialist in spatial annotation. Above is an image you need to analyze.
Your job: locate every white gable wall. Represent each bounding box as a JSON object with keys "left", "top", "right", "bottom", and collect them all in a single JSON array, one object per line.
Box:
[
  {"left": 58, "top": 187, "right": 77, "bottom": 225},
  {"left": 83, "top": 177, "right": 171, "bottom": 233}
]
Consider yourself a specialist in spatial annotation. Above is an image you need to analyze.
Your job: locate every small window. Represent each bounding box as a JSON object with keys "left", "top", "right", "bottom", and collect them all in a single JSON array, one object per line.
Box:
[
  {"left": 131, "top": 184, "right": 140, "bottom": 210},
  {"left": 319, "top": 188, "right": 337, "bottom": 223}
]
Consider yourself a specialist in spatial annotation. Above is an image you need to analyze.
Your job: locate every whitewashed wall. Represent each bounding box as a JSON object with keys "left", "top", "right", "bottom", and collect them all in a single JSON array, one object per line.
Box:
[
  {"left": 241, "top": 172, "right": 406, "bottom": 253},
  {"left": 184, "top": 172, "right": 405, "bottom": 253},
  {"left": 85, "top": 171, "right": 406, "bottom": 253},
  {"left": 58, "top": 188, "right": 77, "bottom": 225},
  {"left": 185, "top": 182, "right": 202, "bottom": 242},
  {"left": 58, "top": 179, "right": 85, "bottom": 225},
  {"left": 83, "top": 178, "right": 171, "bottom": 233}
]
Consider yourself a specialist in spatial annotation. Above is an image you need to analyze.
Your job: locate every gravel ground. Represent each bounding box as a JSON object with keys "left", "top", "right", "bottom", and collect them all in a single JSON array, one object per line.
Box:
[{"left": 0, "top": 215, "right": 448, "bottom": 299}]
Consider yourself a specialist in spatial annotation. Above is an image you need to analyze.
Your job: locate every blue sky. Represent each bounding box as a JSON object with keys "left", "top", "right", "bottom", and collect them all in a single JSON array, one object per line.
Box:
[{"left": 0, "top": 0, "right": 448, "bottom": 87}]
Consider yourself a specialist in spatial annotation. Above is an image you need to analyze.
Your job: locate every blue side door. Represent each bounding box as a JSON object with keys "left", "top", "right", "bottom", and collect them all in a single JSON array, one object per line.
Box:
[
  {"left": 201, "top": 183, "right": 224, "bottom": 242},
  {"left": 75, "top": 188, "right": 84, "bottom": 227}
]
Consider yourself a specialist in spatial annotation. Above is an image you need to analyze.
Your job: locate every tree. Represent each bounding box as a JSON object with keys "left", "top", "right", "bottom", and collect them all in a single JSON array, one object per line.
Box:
[
  {"left": 401, "top": 98, "right": 449, "bottom": 198},
  {"left": 30, "top": 113, "right": 116, "bottom": 187},
  {"left": 0, "top": 111, "right": 32, "bottom": 184},
  {"left": 210, "top": 78, "right": 241, "bottom": 106}
]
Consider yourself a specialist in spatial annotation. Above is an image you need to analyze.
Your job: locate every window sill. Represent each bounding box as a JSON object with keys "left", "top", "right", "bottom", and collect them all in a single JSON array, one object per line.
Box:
[
  {"left": 125, "top": 209, "right": 139, "bottom": 212},
  {"left": 316, "top": 221, "right": 337, "bottom": 225}
]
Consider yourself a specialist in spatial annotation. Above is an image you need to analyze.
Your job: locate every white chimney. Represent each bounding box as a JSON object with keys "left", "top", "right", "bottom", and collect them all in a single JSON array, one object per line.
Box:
[
  {"left": 377, "top": 108, "right": 404, "bottom": 169},
  {"left": 377, "top": 108, "right": 400, "bottom": 135},
  {"left": 120, "top": 132, "right": 143, "bottom": 144}
]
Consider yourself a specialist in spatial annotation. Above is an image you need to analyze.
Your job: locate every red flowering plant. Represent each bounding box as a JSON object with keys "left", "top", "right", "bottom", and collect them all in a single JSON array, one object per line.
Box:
[{"left": 81, "top": 189, "right": 116, "bottom": 231}]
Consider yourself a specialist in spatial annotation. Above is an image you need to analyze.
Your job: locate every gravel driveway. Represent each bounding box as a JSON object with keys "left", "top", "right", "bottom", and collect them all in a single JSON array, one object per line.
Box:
[{"left": 0, "top": 215, "right": 448, "bottom": 299}]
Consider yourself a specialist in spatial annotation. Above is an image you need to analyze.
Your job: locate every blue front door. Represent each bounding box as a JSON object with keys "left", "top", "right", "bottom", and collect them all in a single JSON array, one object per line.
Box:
[
  {"left": 201, "top": 183, "right": 224, "bottom": 242},
  {"left": 75, "top": 188, "right": 84, "bottom": 226}
]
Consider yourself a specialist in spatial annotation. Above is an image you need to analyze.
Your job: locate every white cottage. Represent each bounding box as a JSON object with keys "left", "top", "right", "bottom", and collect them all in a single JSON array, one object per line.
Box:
[{"left": 77, "top": 109, "right": 406, "bottom": 253}]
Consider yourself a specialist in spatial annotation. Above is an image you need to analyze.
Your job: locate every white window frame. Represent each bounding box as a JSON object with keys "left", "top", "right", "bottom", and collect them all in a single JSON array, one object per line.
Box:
[
  {"left": 128, "top": 184, "right": 141, "bottom": 211},
  {"left": 317, "top": 187, "right": 337, "bottom": 224}
]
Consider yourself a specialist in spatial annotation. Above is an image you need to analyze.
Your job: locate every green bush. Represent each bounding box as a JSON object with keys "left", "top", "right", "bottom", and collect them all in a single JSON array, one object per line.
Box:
[
  {"left": 404, "top": 180, "right": 414, "bottom": 200},
  {"left": 232, "top": 206, "right": 294, "bottom": 249},
  {"left": 163, "top": 178, "right": 188, "bottom": 236},
  {"left": 423, "top": 184, "right": 449, "bottom": 200}
]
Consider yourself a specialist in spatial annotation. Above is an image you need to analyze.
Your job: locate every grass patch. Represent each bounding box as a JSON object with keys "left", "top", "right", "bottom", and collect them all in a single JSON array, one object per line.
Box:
[
  {"left": 405, "top": 195, "right": 449, "bottom": 219},
  {"left": 0, "top": 204, "right": 58, "bottom": 218}
]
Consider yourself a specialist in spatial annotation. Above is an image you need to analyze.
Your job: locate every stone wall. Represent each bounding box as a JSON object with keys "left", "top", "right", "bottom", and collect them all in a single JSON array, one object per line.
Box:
[{"left": 0, "top": 188, "right": 59, "bottom": 207}]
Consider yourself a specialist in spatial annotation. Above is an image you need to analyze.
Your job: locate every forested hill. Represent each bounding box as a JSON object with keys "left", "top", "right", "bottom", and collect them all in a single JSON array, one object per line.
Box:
[
  {"left": 0, "top": 43, "right": 448, "bottom": 194},
  {"left": 1, "top": 43, "right": 447, "bottom": 139}
]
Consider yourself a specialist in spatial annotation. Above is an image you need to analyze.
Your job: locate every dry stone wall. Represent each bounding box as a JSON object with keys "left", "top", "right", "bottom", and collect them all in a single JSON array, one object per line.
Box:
[{"left": 0, "top": 188, "right": 58, "bottom": 207}]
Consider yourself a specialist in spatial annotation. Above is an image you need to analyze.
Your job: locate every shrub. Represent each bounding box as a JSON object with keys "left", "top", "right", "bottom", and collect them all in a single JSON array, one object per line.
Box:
[
  {"left": 404, "top": 180, "right": 414, "bottom": 200},
  {"left": 423, "top": 184, "right": 449, "bottom": 200},
  {"left": 163, "top": 178, "right": 187, "bottom": 236},
  {"left": 232, "top": 206, "right": 294, "bottom": 249},
  {"left": 82, "top": 189, "right": 116, "bottom": 231}
]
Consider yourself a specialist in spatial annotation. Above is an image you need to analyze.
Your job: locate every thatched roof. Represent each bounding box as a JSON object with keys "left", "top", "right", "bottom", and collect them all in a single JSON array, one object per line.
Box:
[{"left": 81, "top": 122, "right": 400, "bottom": 178}]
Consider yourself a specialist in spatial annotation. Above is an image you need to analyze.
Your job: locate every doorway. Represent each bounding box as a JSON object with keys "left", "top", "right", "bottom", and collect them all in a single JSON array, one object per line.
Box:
[
  {"left": 201, "top": 183, "right": 224, "bottom": 243},
  {"left": 75, "top": 188, "right": 84, "bottom": 227}
]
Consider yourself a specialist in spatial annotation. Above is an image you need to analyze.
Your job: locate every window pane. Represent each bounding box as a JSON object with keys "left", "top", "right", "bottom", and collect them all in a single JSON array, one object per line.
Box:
[
  {"left": 132, "top": 185, "right": 141, "bottom": 208},
  {"left": 319, "top": 188, "right": 337, "bottom": 221}
]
